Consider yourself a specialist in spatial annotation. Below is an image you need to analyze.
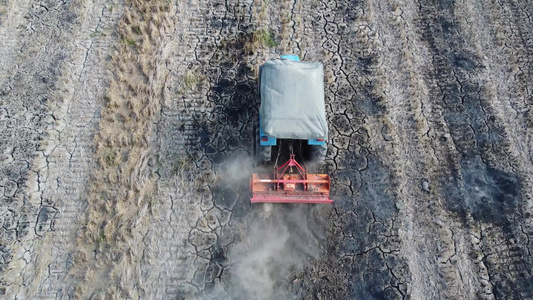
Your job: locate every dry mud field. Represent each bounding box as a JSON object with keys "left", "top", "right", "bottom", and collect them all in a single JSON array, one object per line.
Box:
[{"left": 1, "top": 0, "right": 533, "bottom": 299}]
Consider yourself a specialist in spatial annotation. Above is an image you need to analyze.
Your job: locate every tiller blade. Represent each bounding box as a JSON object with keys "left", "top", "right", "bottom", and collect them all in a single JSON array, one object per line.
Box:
[{"left": 250, "top": 154, "right": 332, "bottom": 204}]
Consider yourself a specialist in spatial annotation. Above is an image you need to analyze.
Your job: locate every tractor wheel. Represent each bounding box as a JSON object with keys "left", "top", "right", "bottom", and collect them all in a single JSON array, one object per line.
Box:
[
  {"left": 254, "top": 121, "right": 271, "bottom": 165},
  {"left": 307, "top": 142, "right": 327, "bottom": 163}
]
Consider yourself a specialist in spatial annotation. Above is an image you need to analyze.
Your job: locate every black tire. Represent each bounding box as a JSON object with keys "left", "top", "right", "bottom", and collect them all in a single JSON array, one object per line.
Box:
[
  {"left": 307, "top": 142, "right": 327, "bottom": 163},
  {"left": 254, "top": 121, "right": 271, "bottom": 165}
]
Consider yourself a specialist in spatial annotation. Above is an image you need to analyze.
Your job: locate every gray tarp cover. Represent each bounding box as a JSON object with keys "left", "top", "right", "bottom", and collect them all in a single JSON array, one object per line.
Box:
[{"left": 260, "top": 59, "right": 327, "bottom": 139}]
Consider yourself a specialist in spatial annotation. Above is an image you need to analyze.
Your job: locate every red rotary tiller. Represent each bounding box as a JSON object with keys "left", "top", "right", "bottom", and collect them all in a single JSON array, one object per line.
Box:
[{"left": 250, "top": 153, "right": 332, "bottom": 204}]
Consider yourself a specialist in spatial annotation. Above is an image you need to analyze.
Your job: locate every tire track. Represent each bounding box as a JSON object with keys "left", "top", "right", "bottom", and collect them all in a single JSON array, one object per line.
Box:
[
  {"left": 368, "top": 0, "right": 471, "bottom": 298},
  {"left": 416, "top": 0, "right": 533, "bottom": 298},
  {"left": 22, "top": 2, "right": 123, "bottom": 297},
  {"left": 0, "top": 0, "right": 116, "bottom": 296}
]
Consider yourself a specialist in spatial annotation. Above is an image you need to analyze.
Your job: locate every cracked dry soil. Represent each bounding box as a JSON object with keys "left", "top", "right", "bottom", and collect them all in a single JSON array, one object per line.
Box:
[{"left": 1, "top": 0, "right": 533, "bottom": 299}]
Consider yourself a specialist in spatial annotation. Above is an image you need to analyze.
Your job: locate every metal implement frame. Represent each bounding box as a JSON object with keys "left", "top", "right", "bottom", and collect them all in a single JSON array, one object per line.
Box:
[{"left": 250, "top": 154, "right": 332, "bottom": 204}]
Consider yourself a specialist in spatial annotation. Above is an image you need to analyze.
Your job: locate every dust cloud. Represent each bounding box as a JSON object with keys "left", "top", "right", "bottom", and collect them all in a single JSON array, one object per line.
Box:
[
  {"left": 218, "top": 154, "right": 327, "bottom": 300},
  {"left": 226, "top": 205, "right": 325, "bottom": 300}
]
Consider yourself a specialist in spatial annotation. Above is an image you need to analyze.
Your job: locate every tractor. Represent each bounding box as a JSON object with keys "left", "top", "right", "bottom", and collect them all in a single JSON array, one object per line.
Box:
[{"left": 250, "top": 54, "right": 332, "bottom": 204}]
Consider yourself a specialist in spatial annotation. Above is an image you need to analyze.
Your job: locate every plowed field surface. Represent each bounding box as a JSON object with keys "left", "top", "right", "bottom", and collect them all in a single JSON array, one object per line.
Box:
[{"left": 0, "top": 0, "right": 532, "bottom": 299}]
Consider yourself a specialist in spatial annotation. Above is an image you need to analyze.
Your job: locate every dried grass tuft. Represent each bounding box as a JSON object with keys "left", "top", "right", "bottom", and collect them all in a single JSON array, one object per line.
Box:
[{"left": 72, "top": 0, "right": 175, "bottom": 297}]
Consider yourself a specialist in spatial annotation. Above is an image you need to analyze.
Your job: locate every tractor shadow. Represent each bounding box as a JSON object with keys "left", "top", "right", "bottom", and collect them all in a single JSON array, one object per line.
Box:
[{"left": 202, "top": 32, "right": 258, "bottom": 217}]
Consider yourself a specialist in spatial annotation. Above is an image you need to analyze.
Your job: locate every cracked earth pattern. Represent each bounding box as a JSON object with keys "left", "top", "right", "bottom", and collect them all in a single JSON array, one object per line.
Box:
[{"left": 1, "top": 0, "right": 533, "bottom": 299}]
